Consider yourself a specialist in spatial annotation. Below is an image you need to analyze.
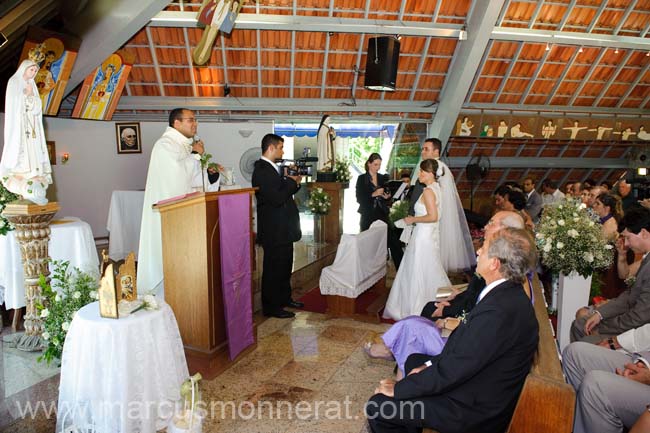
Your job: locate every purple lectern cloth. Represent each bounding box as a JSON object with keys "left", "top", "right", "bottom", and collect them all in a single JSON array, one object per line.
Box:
[{"left": 219, "top": 193, "right": 254, "bottom": 360}]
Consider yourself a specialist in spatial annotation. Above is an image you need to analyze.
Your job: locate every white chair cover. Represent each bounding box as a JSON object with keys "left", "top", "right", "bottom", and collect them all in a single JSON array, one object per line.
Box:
[{"left": 319, "top": 220, "right": 387, "bottom": 299}]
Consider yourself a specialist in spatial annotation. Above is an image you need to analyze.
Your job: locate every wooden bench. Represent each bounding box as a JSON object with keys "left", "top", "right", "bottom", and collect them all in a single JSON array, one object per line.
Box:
[{"left": 425, "top": 275, "right": 575, "bottom": 433}]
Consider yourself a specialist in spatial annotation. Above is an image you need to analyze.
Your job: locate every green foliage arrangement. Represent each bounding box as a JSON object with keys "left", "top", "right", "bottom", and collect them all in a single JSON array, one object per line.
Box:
[
  {"left": 0, "top": 181, "right": 19, "bottom": 236},
  {"left": 37, "top": 261, "right": 98, "bottom": 364}
]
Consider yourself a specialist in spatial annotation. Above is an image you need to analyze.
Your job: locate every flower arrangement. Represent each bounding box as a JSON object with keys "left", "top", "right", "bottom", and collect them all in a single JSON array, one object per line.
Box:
[
  {"left": 389, "top": 199, "right": 409, "bottom": 226},
  {"left": 536, "top": 200, "right": 613, "bottom": 278},
  {"left": 37, "top": 261, "right": 99, "bottom": 364},
  {"left": 307, "top": 187, "right": 331, "bottom": 215},
  {"left": 333, "top": 158, "right": 352, "bottom": 183},
  {"left": 0, "top": 181, "right": 18, "bottom": 236}
]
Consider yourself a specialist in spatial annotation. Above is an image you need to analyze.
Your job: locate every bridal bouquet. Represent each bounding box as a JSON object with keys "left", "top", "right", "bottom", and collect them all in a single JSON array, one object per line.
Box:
[
  {"left": 536, "top": 200, "right": 613, "bottom": 278},
  {"left": 0, "top": 181, "right": 18, "bottom": 236},
  {"left": 37, "top": 261, "right": 99, "bottom": 364},
  {"left": 389, "top": 199, "right": 409, "bottom": 226},
  {"left": 307, "top": 187, "right": 331, "bottom": 215}
]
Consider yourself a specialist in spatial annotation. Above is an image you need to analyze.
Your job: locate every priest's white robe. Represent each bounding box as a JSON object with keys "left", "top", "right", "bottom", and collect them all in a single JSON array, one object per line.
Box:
[{"left": 137, "top": 127, "right": 218, "bottom": 297}]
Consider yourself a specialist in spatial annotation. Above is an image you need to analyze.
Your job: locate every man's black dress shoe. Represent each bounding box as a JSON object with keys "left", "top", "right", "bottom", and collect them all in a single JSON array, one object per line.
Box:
[
  {"left": 264, "top": 309, "right": 295, "bottom": 318},
  {"left": 286, "top": 300, "right": 304, "bottom": 309}
]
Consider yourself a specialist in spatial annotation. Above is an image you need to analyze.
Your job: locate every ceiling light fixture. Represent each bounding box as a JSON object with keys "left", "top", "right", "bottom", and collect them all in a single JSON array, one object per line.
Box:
[
  {"left": 545, "top": 42, "right": 550, "bottom": 51},
  {"left": 614, "top": 48, "right": 619, "bottom": 54},
  {"left": 578, "top": 46, "right": 584, "bottom": 53}
]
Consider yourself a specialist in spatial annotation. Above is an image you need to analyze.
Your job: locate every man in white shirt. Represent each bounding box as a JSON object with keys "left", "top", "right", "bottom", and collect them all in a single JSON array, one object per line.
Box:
[
  {"left": 563, "top": 323, "right": 650, "bottom": 433},
  {"left": 541, "top": 179, "right": 565, "bottom": 205}
]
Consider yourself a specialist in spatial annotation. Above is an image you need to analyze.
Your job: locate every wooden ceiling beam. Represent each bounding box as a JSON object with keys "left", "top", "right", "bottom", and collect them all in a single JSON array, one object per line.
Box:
[
  {"left": 428, "top": 0, "right": 508, "bottom": 148},
  {"left": 64, "top": 0, "right": 169, "bottom": 95}
]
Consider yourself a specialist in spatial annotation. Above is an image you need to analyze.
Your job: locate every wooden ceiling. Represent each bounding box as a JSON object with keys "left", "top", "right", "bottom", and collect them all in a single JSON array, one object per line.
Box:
[{"left": 47, "top": 0, "right": 650, "bottom": 123}]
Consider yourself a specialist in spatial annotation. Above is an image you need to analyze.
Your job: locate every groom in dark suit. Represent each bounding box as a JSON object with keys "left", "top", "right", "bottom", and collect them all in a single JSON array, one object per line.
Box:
[
  {"left": 366, "top": 227, "right": 539, "bottom": 433},
  {"left": 252, "top": 133, "right": 304, "bottom": 319}
]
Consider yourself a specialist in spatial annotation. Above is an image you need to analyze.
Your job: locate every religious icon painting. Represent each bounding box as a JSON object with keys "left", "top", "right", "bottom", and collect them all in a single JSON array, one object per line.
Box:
[
  {"left": 116, "top": 252, "right": 137, "bottom": 301},
  {"left": 19, "top": 27, "right": 81, "bottom": 116},
  {"left": 116, "top": 122, "right": 141, "bottom": 154},
  {"left": 71, "top": 49, "right": 135, "bottom": 120}
]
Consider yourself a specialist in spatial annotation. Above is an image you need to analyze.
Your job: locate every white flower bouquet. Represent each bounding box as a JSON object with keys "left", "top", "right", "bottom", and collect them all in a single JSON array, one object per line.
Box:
[
  {"left": 37, "top": 261, "right": 99, "bottom": 364},
  {"left": 536, "top": 200, "right": 613, "bottom": 278},
  {"left": 333, "top": 158, "right": 352, "bottom": 183},
  {"left": 307, "top": 187, "right": 332, "bottom": 215}
]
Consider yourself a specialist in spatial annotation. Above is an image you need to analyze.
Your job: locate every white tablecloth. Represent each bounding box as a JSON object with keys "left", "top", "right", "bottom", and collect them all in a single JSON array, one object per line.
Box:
[
  {"left": 107, "top": 190, "right": 145, "bottom": 261},
  {"left": 0, "top": 217, "right": 99, "bottom": 309},
  {"left": 319, "top": 220, "right": 387, "bottom": 298},
  {"left": 57, "top": 302, "right": 188, "bottom": 433}
]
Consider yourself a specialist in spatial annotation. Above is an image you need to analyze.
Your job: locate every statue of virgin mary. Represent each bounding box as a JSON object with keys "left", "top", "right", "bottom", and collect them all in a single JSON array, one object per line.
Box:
[{"left": 1, "top": 59, "right": 52, "bottom": 205}]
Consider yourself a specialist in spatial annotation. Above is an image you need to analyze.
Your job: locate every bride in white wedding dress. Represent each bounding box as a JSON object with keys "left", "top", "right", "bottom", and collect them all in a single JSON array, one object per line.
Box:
[{"left": 383, "top": 159, "right": 451, "bottom": 320}]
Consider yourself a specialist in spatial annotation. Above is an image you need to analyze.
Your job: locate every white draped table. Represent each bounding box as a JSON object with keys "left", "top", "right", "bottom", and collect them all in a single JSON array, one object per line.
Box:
[
  {"left": 107, "top": 190, "right": 145, "bottom": 260},
  {"left": 57, "top": 302, "right": 188, "bottom": 433},
  {"left": 0, "top": 217, "right": 99, "bottom": 309}
]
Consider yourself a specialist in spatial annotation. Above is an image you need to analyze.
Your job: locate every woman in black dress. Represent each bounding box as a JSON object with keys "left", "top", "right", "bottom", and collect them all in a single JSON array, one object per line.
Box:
[{"left": 356, "top": 152, "right": 391, "bottom": 231}]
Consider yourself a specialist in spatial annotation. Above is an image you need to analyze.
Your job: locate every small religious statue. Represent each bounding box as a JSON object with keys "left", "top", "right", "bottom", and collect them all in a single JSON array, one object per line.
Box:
[
  {"left": 497, "top": 120, "right": 508, "bottom": 138},
  {"left": 639, "top": 126, "right": 650, "bottom": 141},
  {"left": 457, "top": 116, "right": 474, "bottom": 136},
  {"left": 562, "top": 121, "right": 588, "bottom": 140},
  {"left": 541, "top": 120, "right": 557, "bottom": 139},
  {"left": 510, "top": 122, "right": 534, "bottom": 138},
  {"left": 479, "top": 124, "right": 494, "bottom": 137},
  {"left": 317, "top": 114, "right": 336, "bottom": 171},
  {"left": 587, "top": 125, "right": 613, "bottom": 140},
  {"left": 1, "top": 53, "right": 53, "bottom": 205},
  {"left": 613, "top": 127, "right": 636, "bottom": 141}
]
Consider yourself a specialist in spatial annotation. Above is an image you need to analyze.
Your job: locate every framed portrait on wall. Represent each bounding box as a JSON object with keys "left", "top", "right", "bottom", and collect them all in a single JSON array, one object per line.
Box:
[
  {"left": 116, "top": 122, "right": 141, "bottom": 154},
  {"left": 46, "top": 141, "right": 56, "bottom": 165}
]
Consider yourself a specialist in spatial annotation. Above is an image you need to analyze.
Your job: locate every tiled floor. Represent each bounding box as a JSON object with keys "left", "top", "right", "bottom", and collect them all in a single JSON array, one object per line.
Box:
[{"left": 0, "top": 310, "right": 394, "bottom": 433}]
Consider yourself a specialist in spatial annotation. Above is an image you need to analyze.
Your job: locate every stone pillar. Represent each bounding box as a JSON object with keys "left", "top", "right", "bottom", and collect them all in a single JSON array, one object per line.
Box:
[{"left": 2, "top": 201, "right": 59, "bottom": 337}]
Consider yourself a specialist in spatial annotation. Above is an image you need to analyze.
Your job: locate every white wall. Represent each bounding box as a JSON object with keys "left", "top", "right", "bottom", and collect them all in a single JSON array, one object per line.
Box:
[{"left": 0, "top": 114, "right": 272, "bottom": 238}]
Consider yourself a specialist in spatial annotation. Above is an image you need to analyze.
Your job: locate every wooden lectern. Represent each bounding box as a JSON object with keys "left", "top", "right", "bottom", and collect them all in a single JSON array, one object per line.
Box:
[
  {"left": 307, "top": 182, "right": 347, "bottom": 244},
  {"left": 156, "top": 189, "right": 257, "bottom": 379}
]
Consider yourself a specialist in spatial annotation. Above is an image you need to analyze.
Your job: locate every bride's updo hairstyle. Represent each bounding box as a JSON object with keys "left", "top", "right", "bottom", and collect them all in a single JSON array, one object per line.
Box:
[{"left": 420, "top": 158, "right": 440, "bottom": 180}]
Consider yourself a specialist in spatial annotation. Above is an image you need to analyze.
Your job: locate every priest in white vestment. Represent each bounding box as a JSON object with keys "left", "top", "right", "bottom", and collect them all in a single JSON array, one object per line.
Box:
[{"left": 137, "top": 108, "right": 221, "bottom": 297}]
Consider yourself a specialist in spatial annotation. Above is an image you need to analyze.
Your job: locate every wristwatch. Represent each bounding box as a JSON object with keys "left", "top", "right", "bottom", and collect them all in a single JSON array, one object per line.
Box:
[{"left": 607, "top": 338, "right": 616, "bottom": 350}]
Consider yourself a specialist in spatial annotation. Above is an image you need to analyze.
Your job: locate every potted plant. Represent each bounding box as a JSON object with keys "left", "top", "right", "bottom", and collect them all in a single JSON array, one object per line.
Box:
[{"left": 536, "top": 199, "right": 613, "bottom": 350}]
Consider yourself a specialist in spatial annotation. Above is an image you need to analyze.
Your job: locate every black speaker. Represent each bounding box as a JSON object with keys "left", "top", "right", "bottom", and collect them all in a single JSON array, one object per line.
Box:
[{"left": 364, "top": 36, "right": 400, "bottom": 92}]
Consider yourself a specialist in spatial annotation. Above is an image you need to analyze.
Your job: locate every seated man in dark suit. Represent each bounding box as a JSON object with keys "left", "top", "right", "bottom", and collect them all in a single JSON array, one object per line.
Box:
[
  {"left": 420, "top": 210, "right": 525, "bottom": 321},
  {"left": 365, "top": 227, "right": 539, "bottom": 433}
]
